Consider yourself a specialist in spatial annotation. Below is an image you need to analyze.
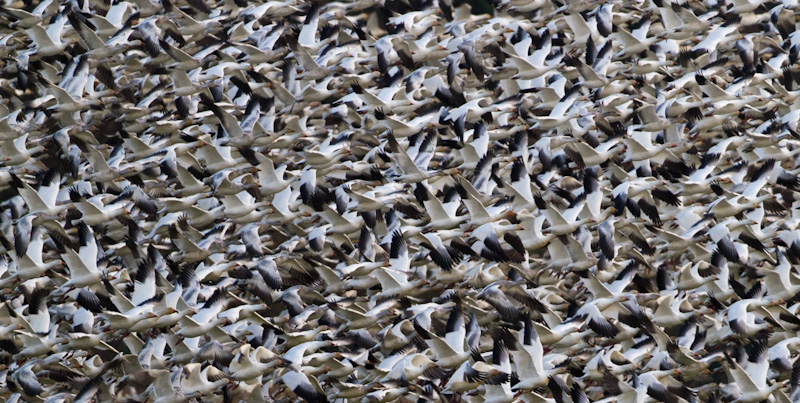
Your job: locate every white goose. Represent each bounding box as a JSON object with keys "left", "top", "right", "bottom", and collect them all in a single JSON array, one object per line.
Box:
[
  {"left": 69, "top": 189, "right": 129, "bottom": 226},
  {"left": 385, "top": 133, "right": 459, "bottom": 183},
  {"left": 511, "top": 316, "right": 563, "bottom": 391},
  {"left": 57, "top": 223, "right": 102, "bottom": 291},
  {"left": 11, "top": 170, "right": 68, "bottom": 217},
  {"left": 25, "top": 10, "right": 72, "bottom": 57},
  {"left": 724, "top": 342, "right": 782, "bottom": 402},
  {"left": 564, "top": 138, "right": 622, "bottom": 168},
  {"left": 727, "top": 299, "right": 778, "bottom": 337},
  {"left": 413, "top": 304, "right": 471, "bottom": 368},
  {"left": 0, "top": 225, "right": 62, "bottom": 288}
]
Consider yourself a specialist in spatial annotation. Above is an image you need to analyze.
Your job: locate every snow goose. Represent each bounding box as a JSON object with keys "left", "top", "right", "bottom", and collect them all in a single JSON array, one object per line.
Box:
[
  {"left": 0, "top": 134, "right": 46, "bottom": 167},
  {"left": 470, "top": 222, "right": 525, "bottom": 264},
  {"left": 0, "top": 225, "right": 62, "bottom": 287},
  {"left": 372, "top": 266, "right": 426, "bottom": 299},
  {"left": 419, "top": 231, "right": 462, "bottom": 272},
  {"left": 506, "top": 214, "right": 556, "bottom": 251},
  {"left": 180, "top": 363, "right": 229, "bottom": 397},
  {"left": 66, "top": 9, "right": 131, "bottom": 60},
  {"left": 378, "top": 351, "right": 441, "bottom": 385},
  {"left": 228, "top": 345, "right": 279, "bottom": 381},
  {"left": 760, "top": 249, "right": 800, "bottom": 302},
  {"left": 691, "top": 19, "right": 740, "bottom": 54},
  {"left": 10, "top": 170, "right": 69, "bottom": 218},
  {"left": 455, "top": 120, "right": 490, "bottom": 171},
  {"left": 280, "top": 364, "right": 328, "bottom": 403},
  {"left": 144, "top": 369, "right": 196, "bottom": 402},
  {"left": 621, "top": 135, "right": 676, "bottom": 163},
  {"left": 613, "top": 20, "right": 668, "bottom": 59},
  {"left": 69, "top": 188, "right": 129, "bottom": 226},
  {"left": 482, "top": 338, "right": 513, "bottom": 403},
  {"left": 652, "top": 292, "right": 712, "bottom": 328},
  {"left": 343, "top": 184, "right": 401, "bottom": 213},
  {"left": 492, "top": 158, "right": 536, "bottom": 212},
  {"left": 330, "top": 296, "right": 395, "bottom": 331},
  {"left": 510, "top": 315, "right": 563, "bottom": 390},
  {"left": 564, "top": 138, "right": 622, "bottom": 168},
  {"left": 25, "top": 10, "right": 73, "bottom": 58},
  {"left": 0, "top": 0, "right": 57, "bottom": 28},
  {"left": 314, "top": 202, "right": 361, "bottom": 236},
  {"left": 220, "top": 191, "right": 268, "bottom": 221},
  {"left": 706, "top": 194, "right": 773, "bottom": 221},
  {"left": 562, "top": 12, "right": 593, "bottom": 47},
  {"left": 723, "top": 340, "right": 783, "bottom": 403},
  {"left": 566, "top": 294, "right": 625, "bottom": 339},
  {"left": 769, "top": 337, "right": 800, "bottom": 372},
  {"left": 704, "top": 218, "right": 758, "bottom": 264},
  {"left": 372, "top": 103, "right": 440, "bottom": 137},
  {"left": 412, "top": 303, "right": 471, "bottom": 368},
  {"left": 676, "top": 261, "right": 720, "bottom": 291},
  {"left": 531, "top": 104, "right": 583, "bottom": 131},
  {"left": 727, "top": 298, "right": 781, "bottom": 337},
  {"left": 474, "top": 282, "right": 525, "bottom": 322},
  {"left": 12, "top": 361, "right": 45, "bottom": 397},
  {"left": 415, "top": 182, "right": 468, "bottom": 231},
  {"left": 250, "top": 153, "right": 293, "bottom": 196},
  {"left": 379, "top": 318, "right": 417, "bottom": 351},
  {"left": 56, "top": 223, "right": 102, "bottom": 291},
  {"left": 385, "top": 132, "right": 460, "bottom": 183},
  {"left": 539, "top": 199, "right": 594, "bottom": 236},
  {"left": 24, "top": 288, "right": 51, "bottom": 335},
  {"left": 99, "top": 299, "right": 160, "bottom": 333},
  {"left": 382, "top": 230, "right": 410, "bottom": 274},
  {"left": 504, "top": 44, "right": 560, "bottom": 80},
  {"left": 445, "top": 359, "right": 495, "bottom": 393}
]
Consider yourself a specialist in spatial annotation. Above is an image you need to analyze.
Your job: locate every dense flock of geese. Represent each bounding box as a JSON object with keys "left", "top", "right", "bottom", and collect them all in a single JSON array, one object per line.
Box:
[{"left": 6, "top": 0, "right": 800, "bottom": 401}]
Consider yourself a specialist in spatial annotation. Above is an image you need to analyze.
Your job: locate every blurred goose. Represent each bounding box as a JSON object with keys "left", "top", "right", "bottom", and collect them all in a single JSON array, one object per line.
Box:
[
  {"left": 57, "top": 223, "right": 102, "bottom": 290},
  {"left": 25, "top": 10, "right": 72, "bottom": 57},
  {"left": 11, "top": 170, "right": 68, "bottom": 217}
]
